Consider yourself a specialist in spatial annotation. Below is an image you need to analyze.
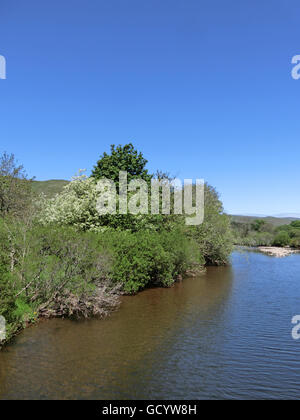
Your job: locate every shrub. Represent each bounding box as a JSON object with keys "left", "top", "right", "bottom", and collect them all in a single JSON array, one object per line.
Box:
[
  {"left": 0, "top": 220, "right": 119, "bottom": 344},
  {"left": 273, "top": 231, "right": 291, "bottom": 247},
  {"left": 290, "top": 237, "right": 300, "bottom": 248},
  {"left": 189, "top": 185, "right": 233, "bottom": 265},
  {"left": 99, "top": 229, "right": 202, "bottom": 293},
  {"left": 291, "top": 221, "right": 300, "bottom": 229}
]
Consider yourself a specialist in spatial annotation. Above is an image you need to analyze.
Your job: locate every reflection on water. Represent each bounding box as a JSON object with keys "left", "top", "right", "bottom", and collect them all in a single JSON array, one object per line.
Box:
[{"left": 1, "top": 250, "right": 300, "bottom": 399}]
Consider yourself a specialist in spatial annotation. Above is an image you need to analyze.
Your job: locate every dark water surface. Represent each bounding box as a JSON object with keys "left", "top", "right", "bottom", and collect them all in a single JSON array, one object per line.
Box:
[{"left": 1, "top": 250, "right": 300, "bottom": 399}]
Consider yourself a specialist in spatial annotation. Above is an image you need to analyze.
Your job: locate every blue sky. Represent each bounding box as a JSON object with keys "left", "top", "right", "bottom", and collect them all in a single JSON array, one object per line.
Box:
[{"left": 0, "top": 0, "right": 300, "bottom": 215}]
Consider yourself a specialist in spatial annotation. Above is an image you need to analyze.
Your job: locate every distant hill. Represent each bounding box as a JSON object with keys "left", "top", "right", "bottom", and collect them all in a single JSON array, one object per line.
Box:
[
  {"left": 273, "top": 213, "right": 300, "bottom": 218},
  {"left": 32, "top": 180, "right": 69, "bottom": 197},
  {"left": 231, "top": 215, "right": 300, "bottom": 227}
]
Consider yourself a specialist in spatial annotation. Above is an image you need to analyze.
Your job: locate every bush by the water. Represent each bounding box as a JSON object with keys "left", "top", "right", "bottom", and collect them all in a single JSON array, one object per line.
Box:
[
  {"left": 0, "top": 220, "right": 119, "bottom": 342},
  {"left": 99, "top": 228, "right": 204, "bottom": 293},
  {"left": 0, "top": 221, "right": 205, "bottom": 340}
]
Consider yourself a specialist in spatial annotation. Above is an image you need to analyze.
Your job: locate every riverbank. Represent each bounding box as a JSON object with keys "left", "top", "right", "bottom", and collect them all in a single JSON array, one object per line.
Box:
[
  {"left": 257, "top": 246, "right": 298, "bottom": 257},
  {"left": 0, "top": 265, "right": 206, "bottom": 350}
]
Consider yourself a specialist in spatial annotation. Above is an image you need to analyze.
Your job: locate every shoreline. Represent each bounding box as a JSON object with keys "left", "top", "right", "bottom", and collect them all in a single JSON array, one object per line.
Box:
[
  {"left": 257, "top": 246, "right": 298, "bottom": 257},
  {"left": 0, "top": 268, "right": 206, "bottom": 350},
  {"left": 235, "top": 245, "right": 299, "bottom": 258}
]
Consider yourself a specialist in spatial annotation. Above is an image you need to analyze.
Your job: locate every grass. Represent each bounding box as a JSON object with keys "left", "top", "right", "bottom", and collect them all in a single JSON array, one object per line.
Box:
[{"left": 32, "top": 180, "right": 69, "bottom": 197}]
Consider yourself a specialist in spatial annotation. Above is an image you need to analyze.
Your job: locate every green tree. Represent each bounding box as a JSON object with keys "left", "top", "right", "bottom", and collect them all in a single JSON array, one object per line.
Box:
[
  {"left": 91, "top": 143, "right": 152, "bottom": 189},
  {"left": 251, "top": 219, "right": 266, "bottom": 232},
  {"left": 0, "top": 152, "right": 33, "bottom": 217},
  {"left": 290, "top": 221, "right": 300, "bottom": 229}
]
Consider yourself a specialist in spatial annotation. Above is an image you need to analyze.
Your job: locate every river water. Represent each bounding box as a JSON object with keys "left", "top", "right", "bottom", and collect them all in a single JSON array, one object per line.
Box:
[{"left": 0, "top": 249, "right": 300, "bottom": 399}]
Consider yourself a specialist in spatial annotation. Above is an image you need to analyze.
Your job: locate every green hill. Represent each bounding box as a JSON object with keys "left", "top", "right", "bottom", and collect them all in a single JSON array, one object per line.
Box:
[
  {"left": 32, "top": 180, "right": 69, "bottom": 197},
  {"left": 231, "top": 215, "right": 299, "bottom": 227}
]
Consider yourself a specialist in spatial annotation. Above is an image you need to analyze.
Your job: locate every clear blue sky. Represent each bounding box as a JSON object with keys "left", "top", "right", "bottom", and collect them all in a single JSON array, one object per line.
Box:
[{"left": 0, "top": 0, "right": 300, "bottom": 215}]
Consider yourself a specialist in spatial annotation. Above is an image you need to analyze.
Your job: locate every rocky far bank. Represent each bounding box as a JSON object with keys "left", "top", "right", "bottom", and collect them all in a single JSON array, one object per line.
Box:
[{"left": 258, "top": 247, "right": 298, "bottom": 258}]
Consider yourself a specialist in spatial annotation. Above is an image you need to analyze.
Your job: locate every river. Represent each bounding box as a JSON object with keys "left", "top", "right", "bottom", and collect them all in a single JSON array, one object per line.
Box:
[{"left": 0, "top": 249, "right": 300, "bottom": 399}]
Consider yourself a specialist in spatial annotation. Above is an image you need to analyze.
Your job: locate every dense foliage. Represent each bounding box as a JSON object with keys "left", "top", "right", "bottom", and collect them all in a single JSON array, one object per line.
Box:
[
  {"left": 273, "top": 221, "right": 300, "bottom": 247},
  {"left": 0, "top": 220, "right": 119, "bottom": 342},
  {"left": 188, "top": 185, "right": 233, "bottom": 265},
  {"left": 99, "top": 228, "right": 204, "bottom": 293},
  {"left": 0, "top": 145, "right": 233, "bottom": 345},
  {"left": 39, "top": 171, "right": 165, "bottom": 232},
  {"left": 0, "top": 152, "right": 33, "bottom": 217},
  {"left": 91, "top": 143, "right": 152, "bottom": 189},
  {"left": 232, "top": 217, "right": 300, "bottom": 248}
]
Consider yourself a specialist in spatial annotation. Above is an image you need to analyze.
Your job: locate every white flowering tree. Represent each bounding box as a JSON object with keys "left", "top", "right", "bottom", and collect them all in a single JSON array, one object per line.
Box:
[
  {"left": 39, "top": 172, "right": 106, "bottom": 231},
  {"left": 39, "top": 171, "right": 164, "bottom": 232}
]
